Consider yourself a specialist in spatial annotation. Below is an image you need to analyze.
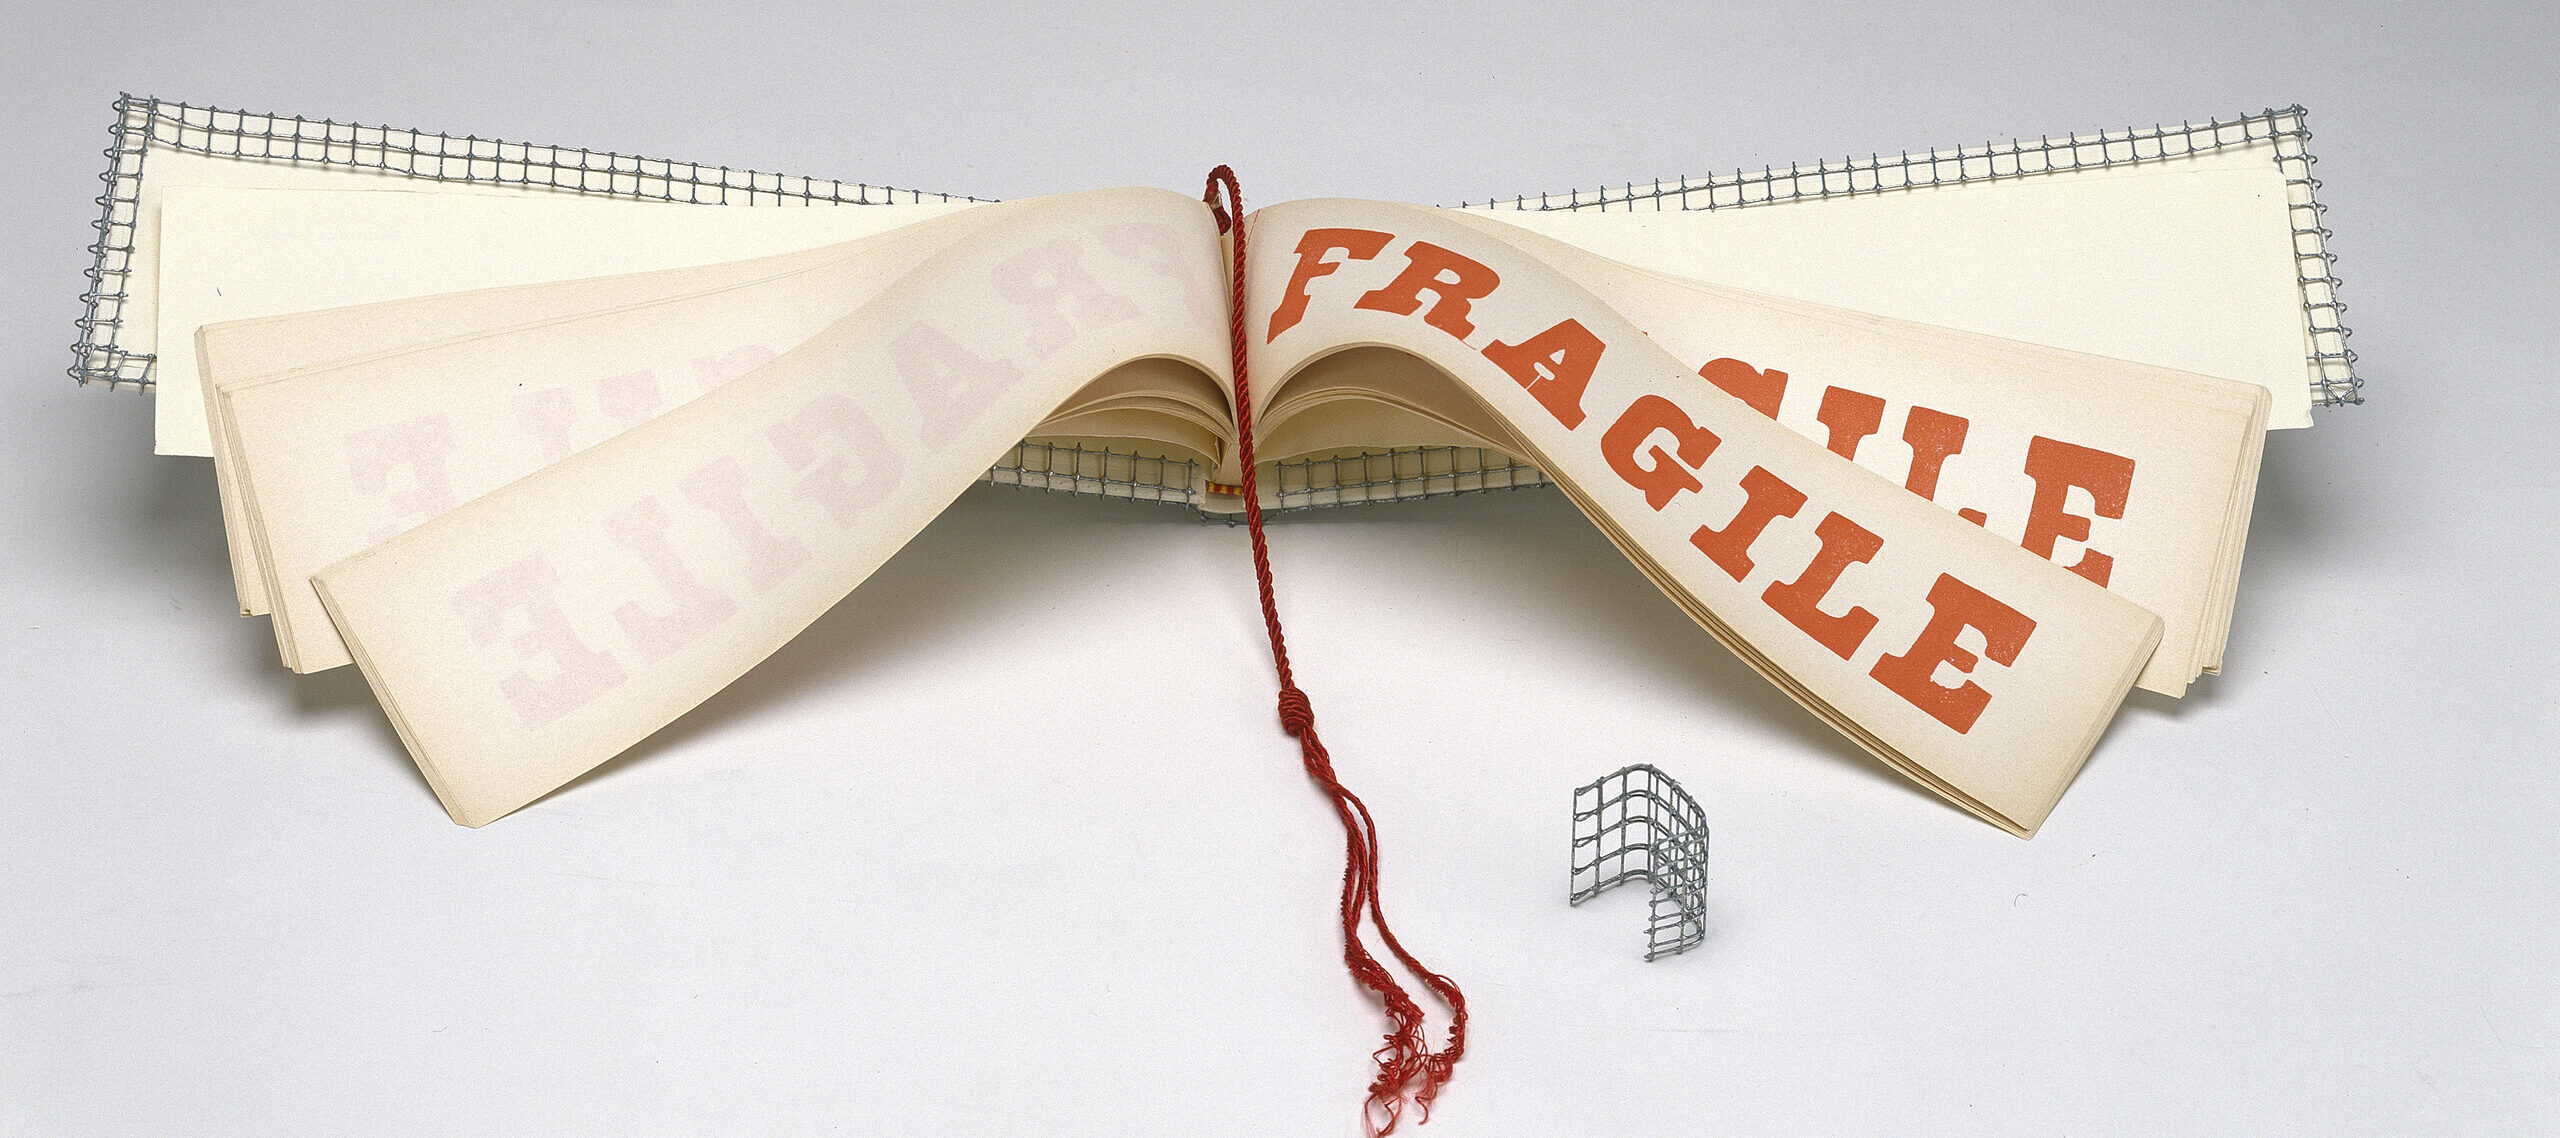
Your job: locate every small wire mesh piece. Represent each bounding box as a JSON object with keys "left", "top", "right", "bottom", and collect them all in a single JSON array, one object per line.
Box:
[
  {"left": 1571, "top": 764, "right": 1710, "bottom": 961},
  {"left": 983, "top": 441, "right": 1200, "bottom": 504},
  {"left": 1469, "top": 105, "right": 2360, "bottom": 409}
]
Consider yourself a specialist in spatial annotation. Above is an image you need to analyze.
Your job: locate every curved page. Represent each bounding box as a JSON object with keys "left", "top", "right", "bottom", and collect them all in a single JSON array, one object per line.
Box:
[
  {"left": 309, "top": 188, "right": 1227, "bottom": 826},
  {"left": 1435, "top": 211, "right": 2270, "bottom": 697},
  {"left": 210, "top": 205, "right": 1024, "bottom": 673},
  {"left": 1247, "top": 200, "right": 2163, "bottom": 836},
  {"left": 191, "top": 197, "right": 974, "bottom": 617}
]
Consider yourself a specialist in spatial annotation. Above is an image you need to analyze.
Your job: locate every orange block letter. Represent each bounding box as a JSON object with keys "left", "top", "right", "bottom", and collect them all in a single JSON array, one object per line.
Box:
[
  {"left": 1601, "top": 395, "right": 1721, "bottom": 510},
  {"left": 1762, "top": 512, "right": 1883, "bottom": 660},
  {"left": 1354, "top": 241, "right": 1501, "bottom": 341},
  {"left": 1267, "top": 228, "right": 1392, "bottom": 342},
  {"left": 1869, "top": 574, "right": 2036, "bottom": 734},
  {"left": 1698, "top": 357, "right": 1787, "bottom": 420},
  {"left": 1482, "top": 318, "right": 1605, "bottom": 429},
  {"left": 1815, "top": 385, "right": 1886, "bottom": 460},
  {"left": 2020, "top": 436, "right": 2135, "bottom": 586},
  {"left": 1689, "top": 466, "right": 1807, "bottom": 581},
  {"left": 1900, "top": 406, "right": 1970, "bottom": 500}
]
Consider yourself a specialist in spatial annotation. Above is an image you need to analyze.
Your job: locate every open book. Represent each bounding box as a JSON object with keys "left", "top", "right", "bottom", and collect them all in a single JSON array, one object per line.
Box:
[
  {"left": 198, "top": 183, "right": 2283, "bottom": 839},
  {"left": 81, "top": 98, "right": 2356, "bottom": 838}
]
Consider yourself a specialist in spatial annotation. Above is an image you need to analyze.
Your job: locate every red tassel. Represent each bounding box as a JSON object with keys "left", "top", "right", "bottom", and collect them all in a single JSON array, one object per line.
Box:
[{"left": 1203, "top": 166, "right": 1467, "bottom": 1133}]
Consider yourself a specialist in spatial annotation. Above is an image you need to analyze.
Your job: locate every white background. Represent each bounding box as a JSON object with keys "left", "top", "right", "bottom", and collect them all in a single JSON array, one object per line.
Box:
[{"left": 2, "top": 3, "right": 2552, "bottom": 1135}]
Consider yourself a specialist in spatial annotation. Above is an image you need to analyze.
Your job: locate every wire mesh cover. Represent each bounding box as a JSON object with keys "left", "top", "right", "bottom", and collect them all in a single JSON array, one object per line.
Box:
[
  {"left": 1470, "top": 105, "right": 2359, "bottom": 410},
  {"left": 1571, "top": 764, "right": 1711, "bottom": 961},
  {"left": 70, "top": 96, "right": 2358, "bottom": 515}
]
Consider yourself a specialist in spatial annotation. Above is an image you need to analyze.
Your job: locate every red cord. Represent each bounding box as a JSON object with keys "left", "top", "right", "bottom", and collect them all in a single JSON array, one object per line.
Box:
[{"left": 1203, "top": 166, "right": 1467, "bottom": 1134}]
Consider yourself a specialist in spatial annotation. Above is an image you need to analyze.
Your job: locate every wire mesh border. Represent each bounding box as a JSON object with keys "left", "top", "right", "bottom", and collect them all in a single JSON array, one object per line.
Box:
[
  {"left": 1267, "top": 446, "right": 1550, "bottom": 512},
  {"left": 1468, "top": 105, "right": 2360, "bottom": 409},
  {"left": 70, "top": 95, "right": 154, "bottom": 390},
  {"left": 1571, "top": 763, "right": 1710, "bottom": 961},
  {"left": 983, "top": 440, "right": 1201, "bottom": 506},
  {"left": 69, "top": 93, "right": 982, "bottom": 392}
]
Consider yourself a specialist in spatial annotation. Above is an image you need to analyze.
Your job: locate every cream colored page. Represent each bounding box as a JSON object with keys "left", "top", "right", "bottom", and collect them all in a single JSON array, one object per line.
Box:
[
  {"left": 1250, "top": 201, "right": 2162, "bottom": 836},
  {"left": 197, "top": 215, "right": 1006, "bottom": 622},
  {"left": 201, "top": 237, "right": 903, "bottom": 618},
  {"left": 121, "top": 149, "right": 512, "bottom": 377},
  {"left": 1470, "top": 145, "right": 2313, "bottom": 427},
  {"left": 1435, "top": 211, "right": 2270, "bottom": 696},
  {"left": 213, "top": 207, "right": 1023, "bottom": 673},
  {"left": 154, "top": 181, "right": 974, "bottom": 454},
  {"left": 310, "top": 188, "right": 1227, "bottom": 827}
]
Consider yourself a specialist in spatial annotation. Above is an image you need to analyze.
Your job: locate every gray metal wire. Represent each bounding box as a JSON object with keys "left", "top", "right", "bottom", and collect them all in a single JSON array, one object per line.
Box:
[
  {"left": 983, "top": 441, "right": 1200, "bottom": 505},
  {"left": 1269, "top": 446, "right": 1549, "bottom": 511},
  {"left": 70, "top": 95, "right": 154, "bottom": 391},
  {"left": 1571, "top": 764, "right": 1710, "bottom": 961}
]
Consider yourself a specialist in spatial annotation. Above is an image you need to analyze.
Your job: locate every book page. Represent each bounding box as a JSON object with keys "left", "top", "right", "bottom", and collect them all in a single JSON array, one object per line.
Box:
[
  {"left": 1247, "top": 200, "right": 2163, "bottom": 835},
  {"left": 297, "top": 188, "right": 1227, "bottom": 826},
  {"left": 209, "top": 217, "right": 987, "bottom": 672},
  {"left": 1428, "top": 212, "right": 2271, "bottom": 696},
  {"left": 156, "top": 182, "right": 974, "bottom": 455},
  {"left": 205, "top": 195, "right": 1230, "bottom": 675},
  {"left": 192, "top": 200, "right": 998, "bottom": 621},
  {"left": 195, "top": 228, "right": 929, "bottom": 620},
  {"left": 115, "top": 149, "right": 497, "bottom": 386},
  {"left": 1469, "top": 143, "right": 2313, "bottom": 427}
]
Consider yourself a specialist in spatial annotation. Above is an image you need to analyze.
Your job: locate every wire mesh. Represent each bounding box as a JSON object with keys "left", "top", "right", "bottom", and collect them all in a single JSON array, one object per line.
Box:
[
  {"left": 1269, "top": 446, "right": 1549, "bottom": 511},
  {"left": 1571, "top": 764, "right": 1710, "bottom": 961},
  {"left": 983, "top": 441, "right": 1200, "bottom": 505}
]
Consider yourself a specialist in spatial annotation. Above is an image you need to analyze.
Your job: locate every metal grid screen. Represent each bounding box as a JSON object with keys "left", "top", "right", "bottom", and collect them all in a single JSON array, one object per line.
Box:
[
  {"left": 1571, "top": 764, "right": 1711, "bottom": 961},
  {"left": 984, "top": 441, "right": 1200, "bottom": 506},
  {"left": 1270, "top": 446, "right": 1549, "bottom": 511}
]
